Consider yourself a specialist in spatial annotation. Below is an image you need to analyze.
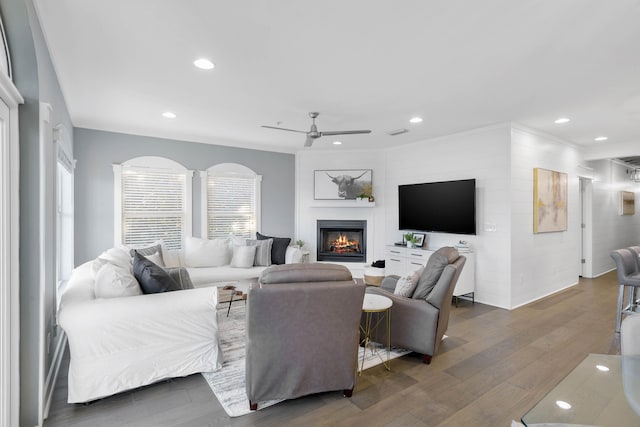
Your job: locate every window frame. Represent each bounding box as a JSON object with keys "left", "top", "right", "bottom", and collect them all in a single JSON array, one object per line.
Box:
[
  {"left": 113, "top": 156, "right": 193, "bottom": 249},
  {"left": 200, "top": 163, "right": 262, "bottom": 240}
]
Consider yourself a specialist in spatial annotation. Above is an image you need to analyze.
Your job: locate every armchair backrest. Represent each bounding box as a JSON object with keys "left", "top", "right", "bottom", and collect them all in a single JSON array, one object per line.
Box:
[
  {"left": 611, "top": 249, "right": 637, "bottom": 282},
  {"left": 246, "top": 263, "right": 365, "bottom": 404},
  {"left": 426, "top": 255, "right": 466, "bottom": 350}
]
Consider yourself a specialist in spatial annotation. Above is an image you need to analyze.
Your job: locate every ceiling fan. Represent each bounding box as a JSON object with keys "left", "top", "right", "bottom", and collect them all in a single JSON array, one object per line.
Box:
[{"left": 262, "top": 112, "right": 371, "bottom": 147}]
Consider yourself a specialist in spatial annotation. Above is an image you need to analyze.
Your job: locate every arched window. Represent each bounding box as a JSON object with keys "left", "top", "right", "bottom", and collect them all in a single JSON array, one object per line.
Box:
[
  {"left": 113, "top": 156, "right": 193, "bottom": 249},
  {"left": 200, "top": 163, "right": 261, "bottom": 239}
]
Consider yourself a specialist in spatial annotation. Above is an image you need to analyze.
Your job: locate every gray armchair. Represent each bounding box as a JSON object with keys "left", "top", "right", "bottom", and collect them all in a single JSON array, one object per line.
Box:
[
  {"left": 245, "top": 263, "right": 366, "bottom": 410},
  {"left": 366, "top": 247, "right": 465, "bottom": 364}
]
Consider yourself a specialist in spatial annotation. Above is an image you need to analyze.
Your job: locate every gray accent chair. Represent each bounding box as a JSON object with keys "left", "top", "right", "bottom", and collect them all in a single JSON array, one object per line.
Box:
[
  {"left": 610, "top": 248, "right": 640, "bottom": 333},
  {"left": 245, "top": 263, "right": 366, "bottom": 410},
  {"left": 366, "top": 247, "right": 466, "bottom": 364}
]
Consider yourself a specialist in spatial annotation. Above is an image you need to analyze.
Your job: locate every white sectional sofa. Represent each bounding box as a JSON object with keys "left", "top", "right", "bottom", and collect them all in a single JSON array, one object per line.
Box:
[
  {"left": 59, "top": 259, "right": 223, "bottom": 403},
  {"left": 58, "top": 235, "right": 303, "bottom": 402}
]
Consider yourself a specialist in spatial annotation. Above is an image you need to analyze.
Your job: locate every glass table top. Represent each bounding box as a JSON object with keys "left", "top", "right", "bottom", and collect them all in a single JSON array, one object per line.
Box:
[{"left": 522, "top": 353, "right": 640, "bottom": 427}]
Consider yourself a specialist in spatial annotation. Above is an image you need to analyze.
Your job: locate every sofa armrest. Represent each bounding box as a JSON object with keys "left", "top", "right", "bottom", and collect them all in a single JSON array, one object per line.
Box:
[
  {"left": 285, "top": 246, "right": 303, "bottom": 264},
  {"left": 59, "top": 287, "right": 218, "bottom": 358}
]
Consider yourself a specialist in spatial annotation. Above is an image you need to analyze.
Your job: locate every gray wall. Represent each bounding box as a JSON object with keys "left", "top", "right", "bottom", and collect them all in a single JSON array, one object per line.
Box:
[{"left": 74, "top": 128, "right": 295, "bottom": 264}]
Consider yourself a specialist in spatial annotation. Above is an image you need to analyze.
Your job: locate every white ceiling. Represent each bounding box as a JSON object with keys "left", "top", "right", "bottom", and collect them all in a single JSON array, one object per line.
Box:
[{"left": 33, "top": 0, "right": 640, "bottom": 155}]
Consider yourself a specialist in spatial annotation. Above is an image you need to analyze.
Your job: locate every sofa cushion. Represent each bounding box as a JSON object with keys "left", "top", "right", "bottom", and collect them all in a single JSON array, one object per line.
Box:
[
  {"left": 412, "top": 247, "right": 459, "bottom": 299},
  {"left": 394, "top": 266, "right": 424, "bottom": 297},
  {"left": 184, "top": 236, "right": 229, "bottom": 267},
  {"left": 230, "top": 245, "right": 257, "bottom": 268},
  {"left": 257, "top": 232, "right": 291, "bottom": 265},
  {"left": 94, "top": 262, "right": 143, "bottom": 299},
  {"left": 133, "top": 251, "right": 180, "bottom": 294},
  {"left": 260, "top": 263, "right": 352, "bottom": 284},
  {"left": 248, "top": 238, "right": 273, "bottom": 267}
]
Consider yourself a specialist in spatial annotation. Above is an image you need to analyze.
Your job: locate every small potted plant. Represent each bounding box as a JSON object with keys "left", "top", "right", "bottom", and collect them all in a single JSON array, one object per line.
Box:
[
  {"left": 404, "top": 232, "right": 418, "bottom": 248},
  {"left": 295, "top": 239, "right": 304, "bottom": 249}
]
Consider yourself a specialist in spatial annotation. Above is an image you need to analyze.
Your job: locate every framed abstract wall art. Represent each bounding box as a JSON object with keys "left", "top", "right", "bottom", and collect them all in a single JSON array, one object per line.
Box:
[{"left": 533, "top": 168, "right": 568, "bottom": 233}]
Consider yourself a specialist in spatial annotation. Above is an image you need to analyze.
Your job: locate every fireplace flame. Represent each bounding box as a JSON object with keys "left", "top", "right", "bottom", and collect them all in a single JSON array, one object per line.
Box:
[{"left": 329, "top": 233, "right": 360, "bottom": 253}]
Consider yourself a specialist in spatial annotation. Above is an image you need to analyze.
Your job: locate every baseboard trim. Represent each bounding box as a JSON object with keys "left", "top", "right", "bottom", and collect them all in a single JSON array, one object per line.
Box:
[
  {"left": 43, "top": 332, "right": 66, "bottom": 420},
  {"left": 588, "top": 267, "right": 616, "bottom": 279},
  {"left": 510, "top": 281, "right": 580, "bottom": 310}
]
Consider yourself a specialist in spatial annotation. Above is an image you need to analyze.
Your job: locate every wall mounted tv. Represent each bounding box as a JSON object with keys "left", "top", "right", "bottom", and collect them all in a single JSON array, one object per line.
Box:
[{"left": 399, "top": 179, "right": 476, "bottom": 235}]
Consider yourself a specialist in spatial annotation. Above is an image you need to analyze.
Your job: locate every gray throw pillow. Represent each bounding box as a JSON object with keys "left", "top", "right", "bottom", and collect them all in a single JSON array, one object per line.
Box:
[
  {"left": 132, "top": 251, "right": 180, "bottom": 294},
  {"left": 248, "top": 238, "right": 273, "bottom": 267},
  {"left": 256, "top": 232, "right": 290, "bottom": 265},
  {"left": 129, "top": 243, "right": 164, "bottom": 265},
  {"left": 163, "top": 267, "right": 194, "bottom": 290}
]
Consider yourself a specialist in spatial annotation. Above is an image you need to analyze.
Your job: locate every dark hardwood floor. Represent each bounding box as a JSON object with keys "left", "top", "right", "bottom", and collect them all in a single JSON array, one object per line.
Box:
[{"left": 44, "top": 272, "right": 621, "bottom": 427}]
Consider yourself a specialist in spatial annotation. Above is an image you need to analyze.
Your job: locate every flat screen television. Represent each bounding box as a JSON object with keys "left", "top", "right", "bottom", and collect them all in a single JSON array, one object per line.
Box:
[{"left": 398, "top": 179, "right": 476, "bottom": 235}]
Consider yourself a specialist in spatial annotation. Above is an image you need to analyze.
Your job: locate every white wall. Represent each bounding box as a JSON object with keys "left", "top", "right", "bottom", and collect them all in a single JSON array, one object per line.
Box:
[
  {"left": 588, "top": 159, "right": 640, "bottom": 276},
  {"left": 510, "top": 126, "right": 583, "bottom": 308},
  {"left": 385, "top": 124, "right": 512, "bottom": 308},
  {"left": 295, "top": 150, "right": 387, "bottom": 273}
]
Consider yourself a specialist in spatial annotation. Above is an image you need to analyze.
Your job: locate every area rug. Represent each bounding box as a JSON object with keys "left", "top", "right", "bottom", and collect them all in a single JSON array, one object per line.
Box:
[{"left": 202, "top": 304, "right": 410, "bottom": 417}]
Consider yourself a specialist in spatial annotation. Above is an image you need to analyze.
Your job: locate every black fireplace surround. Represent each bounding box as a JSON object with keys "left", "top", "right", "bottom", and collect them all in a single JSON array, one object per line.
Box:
[{"left": 317, "top": 220, "right": 366, "bottom": 263}]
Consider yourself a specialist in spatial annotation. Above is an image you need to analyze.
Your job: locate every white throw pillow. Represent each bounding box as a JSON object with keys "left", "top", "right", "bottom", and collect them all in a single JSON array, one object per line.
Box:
[
  {"left": 184, "top": 236, "right": 230, "bottom": 267},
  {"left": 94, "top": 262, "right": 142, "bottom": 299},
  {"left": 393, "top": 266, "right": 424, "bottom": 297},
  {"left": 91, "top": 246, "right": 132, "bottom": 278},
  {"left": 230, "top": 245, "right": 257, "bottom": 268}
]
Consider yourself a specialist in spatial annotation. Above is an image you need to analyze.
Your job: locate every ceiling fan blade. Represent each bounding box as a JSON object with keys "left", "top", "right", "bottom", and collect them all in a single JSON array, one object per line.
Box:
[
  {"left": 261, "top": 125, "right": 308, "bottom": 134},
  {"left": 320, "top": 130, "right": 372, "bottom": 136},
  {"left": 304, "top": 136, "right": 314, "bottom": 147}
]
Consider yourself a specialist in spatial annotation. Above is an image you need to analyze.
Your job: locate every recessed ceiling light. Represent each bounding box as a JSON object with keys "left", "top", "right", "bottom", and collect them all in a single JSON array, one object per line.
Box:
[
  {"left": 554, "top": 117, "right": 570, "bottom": 124},
  {"left": 409, "top": 117, "right": 423, "bottom": 124},
  {"left": 333, "top": 141, "right": 342, "bottom": 145},
  {"left": 162, "top": 112, "right": 177, "bottom": 119},
  {"left": 594, "top": 136, "right": 608, "bottom": 141},
  {"left": 194, "top": 58, "right": 215, "bottom": 70},
  {"left": 555, "top": 400, "right": 572, "bottom": 410},
  {"left": 596, "top": 364, "right": 610, "bottom": 372}
]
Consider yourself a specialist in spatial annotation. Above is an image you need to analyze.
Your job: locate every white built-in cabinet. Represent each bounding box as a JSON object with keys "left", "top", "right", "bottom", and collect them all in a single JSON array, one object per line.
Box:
[{"left": 385, "top": 245, "right": 475, "bottom": 298}]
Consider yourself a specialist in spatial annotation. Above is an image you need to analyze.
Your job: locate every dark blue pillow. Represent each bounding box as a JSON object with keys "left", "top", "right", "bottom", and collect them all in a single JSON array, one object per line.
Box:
[{"left": 132, "top": 251, "right": 180, "bottom": 294}]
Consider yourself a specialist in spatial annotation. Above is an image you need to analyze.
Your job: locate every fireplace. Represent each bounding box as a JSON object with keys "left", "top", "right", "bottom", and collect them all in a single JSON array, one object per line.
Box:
[{"left": 317, "top": 220, "right": 366, "bottom": 263}]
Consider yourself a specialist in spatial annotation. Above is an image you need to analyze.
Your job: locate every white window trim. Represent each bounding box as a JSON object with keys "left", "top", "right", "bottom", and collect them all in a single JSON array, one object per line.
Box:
[
  {"left": 0, "top": 67, "right": 23, "bottom": 427},
  {"left": 113, "top": 156, "right": 193, "bottom": 248},
  {"left": 54, "top": 124, "right": 74, "bottom": 304},
  {"left": 200, "top": 163, "right": 262, "bottom": 239}
]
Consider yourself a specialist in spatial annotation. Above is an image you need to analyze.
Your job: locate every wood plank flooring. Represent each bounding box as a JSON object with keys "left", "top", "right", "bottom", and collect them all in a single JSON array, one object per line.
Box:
[{"left": 44, "top": 272, "right": 621, "bottom": 427}]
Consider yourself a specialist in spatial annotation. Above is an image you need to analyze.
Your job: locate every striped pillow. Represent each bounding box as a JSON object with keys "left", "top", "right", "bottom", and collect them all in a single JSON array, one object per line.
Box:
[{"left": 248, "top": 238, "right": 273, "bottom": 267}]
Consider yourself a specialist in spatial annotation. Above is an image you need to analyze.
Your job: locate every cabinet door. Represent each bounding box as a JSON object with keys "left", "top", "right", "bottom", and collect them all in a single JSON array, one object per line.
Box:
[
  {"left": 385, "top": 248, "right": 406, "bottom": 276},
  {"left": 453, "top": 252, "right": 475, "bottom": 296}
]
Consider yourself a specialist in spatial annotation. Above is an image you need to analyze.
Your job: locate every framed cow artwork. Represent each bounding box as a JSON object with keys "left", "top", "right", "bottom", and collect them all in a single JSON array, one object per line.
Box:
[{"left": 314, "top": 169, "right": 372, "bottom": 200}]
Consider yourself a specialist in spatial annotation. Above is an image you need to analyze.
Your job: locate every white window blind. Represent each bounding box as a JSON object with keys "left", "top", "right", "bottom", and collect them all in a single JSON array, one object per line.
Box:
[
  {"left": 119, "top": 165, "right": 189, "bottom": 250},
  {"left": 114, "top": 157, "right": 192, "bottom": 250},
  {"left": 202, "top": 163, "right": 261, "bottom": 240},
  {"left": 207, "top": 174, "right": 256, "bottom": 239}
]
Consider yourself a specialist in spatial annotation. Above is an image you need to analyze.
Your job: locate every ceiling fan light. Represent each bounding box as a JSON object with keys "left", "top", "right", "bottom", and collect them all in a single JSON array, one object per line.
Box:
[{"left": 194, "top": 58, "right": 215, "bottom": 70}]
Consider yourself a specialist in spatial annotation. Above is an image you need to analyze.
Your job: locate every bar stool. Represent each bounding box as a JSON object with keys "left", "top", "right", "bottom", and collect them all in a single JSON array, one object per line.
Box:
[{"left": 610, "top": 248, "right": 640, "bottom": 332}]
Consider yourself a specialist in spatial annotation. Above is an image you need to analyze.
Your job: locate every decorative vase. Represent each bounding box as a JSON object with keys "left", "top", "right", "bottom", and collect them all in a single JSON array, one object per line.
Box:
[{"left": 407, "top": 241, "right": 415, "bottom": 248}]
